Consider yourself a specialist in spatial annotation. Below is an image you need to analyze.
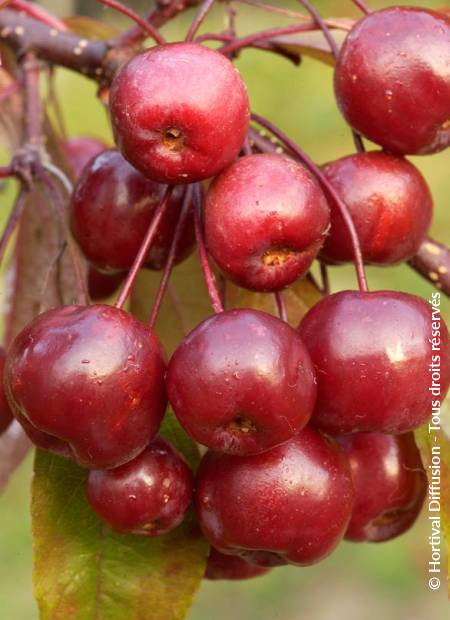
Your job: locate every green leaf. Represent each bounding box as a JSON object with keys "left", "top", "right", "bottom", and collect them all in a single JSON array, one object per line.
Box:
[
  {"left": 32, "top": 412, "right": 208, "bottom": 620},
  {"left": 415, "top": 396, "right": 450, "bottom": 596}
]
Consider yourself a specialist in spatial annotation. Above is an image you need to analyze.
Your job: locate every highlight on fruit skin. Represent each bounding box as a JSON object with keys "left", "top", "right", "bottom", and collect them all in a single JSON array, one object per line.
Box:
[
  {"left": 298, "top": 290, "right": 450, "bottom": 435},
  {"left": 167, "top": 308, "right": 317, "bottom": 456},
  {"left": 334, "top": 7, "right": 450, "bottom": 155},
  {"left": 70, "top": 149, "right": 195, "bottom": 273},
  {"left": 337, "top": 432, "right": 427, "bottom": 543},
  {"left": 204, "top": 153, "right": 330, "bottom": 292},
  {"left": 4, "top": 304, "right": 167, "bottom": 469},
  {"left": 86, "top": 437, "right": 194, "bottom": 536},
  {"left": 194, "top": 427, "right": 354, "bottom": 567},
  {"left": 321, "top": 151, "right": 433, "bottom": 266},
  {"left": 109, "top": 42, "right": 250, "bottom": 184}
]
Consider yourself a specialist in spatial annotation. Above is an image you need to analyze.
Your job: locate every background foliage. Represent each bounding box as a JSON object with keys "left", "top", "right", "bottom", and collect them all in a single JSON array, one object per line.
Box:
[{"left": 0, "top": 1, "right": 449, "bottom": 619}]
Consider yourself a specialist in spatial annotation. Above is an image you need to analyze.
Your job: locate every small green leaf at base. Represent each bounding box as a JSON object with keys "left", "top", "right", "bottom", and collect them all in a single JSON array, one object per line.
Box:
[{"left": 32, "top": 414, "right": 208, "bottom": 620}]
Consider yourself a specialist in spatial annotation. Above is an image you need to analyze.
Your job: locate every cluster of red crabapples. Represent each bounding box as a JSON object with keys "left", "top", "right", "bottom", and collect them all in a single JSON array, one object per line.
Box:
[{"left": 1, "top": 4, "right": 450, "bottom": 581}]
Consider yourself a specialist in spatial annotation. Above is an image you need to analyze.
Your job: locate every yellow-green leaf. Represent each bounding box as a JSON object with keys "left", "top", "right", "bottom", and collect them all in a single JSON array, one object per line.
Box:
[{"left": 32, "top": 412, "right": 208, "bottom": 620}]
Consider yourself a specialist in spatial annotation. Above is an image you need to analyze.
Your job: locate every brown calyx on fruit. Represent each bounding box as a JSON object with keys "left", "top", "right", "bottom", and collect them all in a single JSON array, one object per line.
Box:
[
  {"left": 163, "top": 127, "right": 185, "bottom": 152},
  {"left": 227, "top": 416, "right": 257, "bottom": 434},
  {"left": 262, "top": 247, "right": 296, "bottom": 267}
]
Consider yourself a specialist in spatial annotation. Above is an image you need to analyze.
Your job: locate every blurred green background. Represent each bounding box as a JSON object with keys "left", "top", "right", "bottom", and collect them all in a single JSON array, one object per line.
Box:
[{"left": 0, "top": 1, "right": 449, "bottom": 618}]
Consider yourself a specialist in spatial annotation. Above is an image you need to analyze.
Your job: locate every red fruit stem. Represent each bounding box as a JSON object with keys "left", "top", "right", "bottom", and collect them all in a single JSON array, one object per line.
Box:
[
  {"left": 193, "top": 184, "right": 224, "bottom": 314},
  {"left": 297, "top": 0, "right": 339, "bottom": 58},
  {"left": 115, "top": 187, "right": 174, "bottom": 310},
  {"left": 233, "top": 0, "right": 311, "bottom": 20},
  {"left": 148, "top": 186, "right": 193, "bottom": 329},
  {"left": 219, "top": 22, "right": 321, "bottom": 55},
  {"left": 1, "top": 0, "right": 68, "bottom": 31},
  {"left": 0, "top": 189, "right": 27, "bottom": 267},
  {"left": 297, "top": 0, "right": 364, "bottom": 152},
  {"left": 351, "top": 0, "right": 371, "bottom": 15},
  {"left": 95, "top": 0, "right": 166, "bottom": 45},
  {"left": 196, "top": 32, "right": 301, "bottom": 64},
  {"left": 251, "top": 112, "right": 369, "bottom": 293},
  {"left": 117, "top": 1, "right": 199, "bottom": 47},
  {"left": 185, "top": 0, "right": 217, "bottom": 42},
  {"left": 274, "top": 291, "right": 288, "bottom": 322},
  {"left": 225, "top": 0, "right": 237, "bottom": 37}
]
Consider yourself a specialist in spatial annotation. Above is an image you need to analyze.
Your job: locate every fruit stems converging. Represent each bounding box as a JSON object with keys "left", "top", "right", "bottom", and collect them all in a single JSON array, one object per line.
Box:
[
  {"left": 185, "top": 0, "right": 217, "bottom": 42},
  {"left": 274, "top": 291, "right": 288, "bottom": 322},
  {"left": 148, "top": 187, "right": 194, "bottom": 329},
  {"left": 115, "top": 186, "right": 174, "bottom": 310},
  {"left": 251, "top": 112, "right": 369, "bottom": 293},
  {"left": 95, "top": 0, "right": 166, "bottom": 46},
  {"left": 193, "top": 185, "right": 224, "bottom": 314}
]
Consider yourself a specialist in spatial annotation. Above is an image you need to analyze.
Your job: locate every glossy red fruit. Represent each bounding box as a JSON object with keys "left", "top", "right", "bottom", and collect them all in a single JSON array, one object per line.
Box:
[
  {"left": 62, "top": 136, "right": 108, "bottom": 178},
  {"left": 298, "top": 291, "right": 450, "bottom": 434},
  {"left": 337, "top": 433, "right": 427, "bottom": 542},
  {"left": 15, "top": 409, "right": 74, "bottom": 460},
  {"left": 205, "top": 548, "right": 271, "bottom": 581},
  {"left": 0, "top": 348, "right": 13, "bottom": 434},
  {"left": 321, "top": 151, "right": 432, "bottom": 265},
  {"left": 5, "top": 305, "right": 167, "bottom": 469},
  {"left": 88, "top": 267, "right": 126, "bottom": 301},
  {"left": 70, "top": 149, "right": 195, "bottom": 273},
  {"left": 86, "top": 437, "right": 193, "bottom": 535},
  {"left": 195, "top": 427, "right": 354, "bottom": 566},
  {"left": 205, "top": 154, "right": 330, "bottom": 291},
  {"left": 167, "top": 309, "right": 317, "bottom": 456},
  {"left": 110, "top": 43, "right": 250, "bottom": 184},
  {"left": 335, "top": 8, "right": 450, "bottom": 155}
]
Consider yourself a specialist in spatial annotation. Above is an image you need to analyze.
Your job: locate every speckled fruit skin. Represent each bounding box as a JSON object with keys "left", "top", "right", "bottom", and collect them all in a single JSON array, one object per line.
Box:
[
  {"left": 109, "top": 42, "right": 250, "bottom": 184},
  {"left": 337, "top": 433, "right": 427, "bottom": 543},
  {"left": 334, "top": 8, "right": 450, "bottom": 155},
  {"left": 167, "top": 309, "right": 317, "bottom": 456},
  {"left": 70, "top": 149, "right": 195, "bottom": 273},
  {"left": 205, "top": 154, "right": 330, "bottom": 292},
  {"left": 205, "top": 548, "right": 271, "bottom": 581},
  {"left": 88, "top": 267, "right": 125, "bottom": 301},
  {"left": 5, "top": 305, "right": 167, "bottom": 469},
  {"left": 62, "top": 136, "right": 108, "bottom": 178},
  {"left": 298, "top": 291, "right": 450, "bottom": 434},
  {"left": 195, "top": 427, "right": 354, "bottom": 567},
  {"left": 321, "top": 151, "right": 432, "bottom": 265},
  {"left": 0, "top": 348, "right": 13, "bottom": 434},
  {"left": 86, "top": 437, "right": 193, "bottom": 535}
]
